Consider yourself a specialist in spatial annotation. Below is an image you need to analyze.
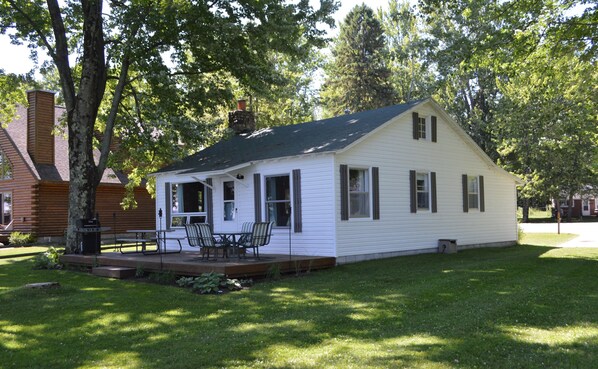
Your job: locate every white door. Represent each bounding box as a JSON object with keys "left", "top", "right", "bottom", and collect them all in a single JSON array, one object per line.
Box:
[{"left": 582, "top": 199, "right": 590, "bottom": 216}]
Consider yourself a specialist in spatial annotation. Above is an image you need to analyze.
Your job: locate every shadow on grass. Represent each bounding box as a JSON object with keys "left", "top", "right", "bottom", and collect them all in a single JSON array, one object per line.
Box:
[{"left": 1, "top": 246, "right": 598, "bottom": 368}]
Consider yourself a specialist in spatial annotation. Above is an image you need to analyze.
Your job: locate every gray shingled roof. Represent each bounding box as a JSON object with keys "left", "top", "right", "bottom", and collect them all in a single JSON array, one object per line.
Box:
[
  {"left": 157, "top": 100, "right": 425, "bottom": 175},
  {"left": 4, "top": 105, "right": 127, "bottom": 183}
]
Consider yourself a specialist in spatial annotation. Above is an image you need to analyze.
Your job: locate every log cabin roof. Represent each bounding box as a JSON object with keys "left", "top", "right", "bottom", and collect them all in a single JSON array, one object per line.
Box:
[{"left": 4, "top": 105, "right": 128, "bottom": 184}]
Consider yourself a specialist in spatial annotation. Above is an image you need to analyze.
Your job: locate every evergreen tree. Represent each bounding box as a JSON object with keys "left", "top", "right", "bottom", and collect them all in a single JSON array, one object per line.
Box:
[{"left": 321, "top": 4, "right": 395, "bottom": 117}]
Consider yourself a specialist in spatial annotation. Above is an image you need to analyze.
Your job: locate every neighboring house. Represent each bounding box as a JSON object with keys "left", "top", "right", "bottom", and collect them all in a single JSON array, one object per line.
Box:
[
  {"left": 0, "top": 90, "right": 155, "bottom": 241},
  {"left": 553, "top": 194, "right": 597, "bottom": 218},
  {"left": 153, "top": 99, "right": 519, "bottom": 263}
]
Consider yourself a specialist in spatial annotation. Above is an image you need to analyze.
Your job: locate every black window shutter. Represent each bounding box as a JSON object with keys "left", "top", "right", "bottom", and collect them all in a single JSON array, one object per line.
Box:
[
  {"left": 412, "top": 112, "right": 419, "bottom": 140},
  {"left": 206, "top": 178, "right": 213, "bottom": 229},
  {"left": 410, "top": 170, "right": 417, "bottom": 213},
  {"left": 340, "top": 165, "right": 349, "bottom": 221},
  {"left": 479, "top": 175, "right": 485, "bottom": 212},
  {"left": 253, "top": 173, "right": 262, "bottom": 222},
  {"left": 431, "top": 172, "right": 437, "bottom": 213},
  {"left": 431, "top": 116, "right": 437, "bottom": 142},
  {"left": 164, "top": 182, "right": 171, "bottom": 229},
  {"left": 462, "top": 174, "right": 469, "bottom": 213},
  {"left": 292, "top": 169, "right": 302, "bottom": 232},
  {"left": 372, "top": 167, "right": 380, "bottom": 220}
]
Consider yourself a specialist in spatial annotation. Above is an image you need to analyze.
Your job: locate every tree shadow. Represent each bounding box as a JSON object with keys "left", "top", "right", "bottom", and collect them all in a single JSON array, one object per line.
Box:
[{"left": 1, "top": 246, "right": 597, "bottom": 368}]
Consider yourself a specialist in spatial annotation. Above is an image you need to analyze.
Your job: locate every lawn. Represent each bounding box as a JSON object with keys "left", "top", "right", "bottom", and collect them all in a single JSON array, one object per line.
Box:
[{"left": 1, "top": 241, "right": 598, "bottom": 368}]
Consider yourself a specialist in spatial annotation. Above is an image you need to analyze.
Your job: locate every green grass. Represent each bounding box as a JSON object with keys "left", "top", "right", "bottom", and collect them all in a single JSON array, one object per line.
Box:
[
  {"left": 0, "top": 246, "right": 56, "bottom": 258},
  {"left": 519, "top": 232, "right": 578, "bottom": 247},
  {"left": 2, "top": 243, "right": 598, "bottom": 368}
]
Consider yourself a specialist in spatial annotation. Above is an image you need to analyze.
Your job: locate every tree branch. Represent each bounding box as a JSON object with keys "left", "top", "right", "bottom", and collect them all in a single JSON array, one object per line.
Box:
[{"left": 46, "top": 0, "right": 77, "bottom": 112}]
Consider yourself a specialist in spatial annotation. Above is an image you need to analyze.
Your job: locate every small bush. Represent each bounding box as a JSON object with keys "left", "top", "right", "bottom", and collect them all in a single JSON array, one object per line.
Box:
[
  {"left": 33, "top": 247, "right": 62, "bottom": 270},
  {"left": 147, "top": 270, "right": 176, "bottom": 284},
  {"left": 176, "top": 273, "right": 245, "bottom": 294},
  {"left": 9, "top": 232, "right": 36, "bottom": 246}
]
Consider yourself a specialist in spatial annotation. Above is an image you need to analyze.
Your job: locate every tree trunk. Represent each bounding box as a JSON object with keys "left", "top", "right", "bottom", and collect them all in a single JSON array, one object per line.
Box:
[
  {"left": 63, "top": 0, "right": 107, "bottom": 253},
  {"left": 521, "top": 197, "right": 530, "bottom": 223}
]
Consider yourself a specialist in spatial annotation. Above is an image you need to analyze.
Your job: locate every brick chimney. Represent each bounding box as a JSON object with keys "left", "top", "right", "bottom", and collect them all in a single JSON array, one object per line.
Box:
[
  {"left": 228, "top": 99, "right": 255, "bottom": 134},
  {"left": 27, "top": 90, "right": 55, "bottom": 165}
]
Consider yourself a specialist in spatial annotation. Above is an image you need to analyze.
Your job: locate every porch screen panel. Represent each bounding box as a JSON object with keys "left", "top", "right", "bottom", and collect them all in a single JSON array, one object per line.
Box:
[
  {"left": 409, "top": 170, "right": 417, "bottom": 213},
  {"left": 431, "top": 116, "right": 437, "bottom": 142},
  {"left": 253, "top": 173, "right": 262, "bottom": 222},
  {"left": 479, "top": 175, "right": 485, "bottom": 212},
  {"left": 462, "top": 174, "right": 469, "bottom": 212},
  {"left": 164, "top": 182, "right": 171, "bottom": 228},
  {"left": 372, "top": 167, "right": 380, "bottom": 220},
  {"left": 206, "top": 178, "right": 213, "bottom": 229},
  {"left": 431, "top": 171, "right": 437, "bottom": 213},
  {"left": 292, "top": 169, "right": 303, "bottom": 233},
  {"left": 412, "top": 112, "right": 419, "bottom": 140},
  {"left": 340, "top": 165, "right": 349, "bottom": 221}
]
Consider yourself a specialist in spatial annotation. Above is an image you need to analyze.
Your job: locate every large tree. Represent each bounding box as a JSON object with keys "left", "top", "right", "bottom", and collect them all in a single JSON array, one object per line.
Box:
[
  {"left": 377, "top": 0, "right": 434, "bottom": 103},
  {"left": 0, "top": 0, "right": 336, "bottom": 252},
  {"left": 320, "top": 4, "right": 395, "bottom": 117}
]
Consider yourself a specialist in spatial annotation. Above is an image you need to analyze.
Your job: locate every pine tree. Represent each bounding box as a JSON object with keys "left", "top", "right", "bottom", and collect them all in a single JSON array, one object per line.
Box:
[{"left": 321, "top": 5, "right": 395, "bottom": 117}]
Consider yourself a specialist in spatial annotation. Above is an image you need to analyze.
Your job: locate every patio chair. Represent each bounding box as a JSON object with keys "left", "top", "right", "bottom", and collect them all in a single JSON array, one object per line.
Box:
[
  {"left": 237, "top": 221, "right": 254, "bottom": 245},
  {"left": 238, "top": 221, "right": 273, "bottom": 260},
  {"left": 196, "top": 223, "right": 229, "bottom": 260},
  {"left": 184, "top": 223, "right": 227, "bottom": 260}
]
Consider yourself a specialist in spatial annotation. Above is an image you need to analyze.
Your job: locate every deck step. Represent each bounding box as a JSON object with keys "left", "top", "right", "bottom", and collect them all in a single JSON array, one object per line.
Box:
[{"left": 92, "top": 266, "right": 136, "bottom": 279}]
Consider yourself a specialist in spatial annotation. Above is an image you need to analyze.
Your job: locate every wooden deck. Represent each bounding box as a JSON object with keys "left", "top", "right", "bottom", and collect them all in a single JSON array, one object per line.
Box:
[{"left": 60, "top": 251, "right": 336, "bottom": 278}]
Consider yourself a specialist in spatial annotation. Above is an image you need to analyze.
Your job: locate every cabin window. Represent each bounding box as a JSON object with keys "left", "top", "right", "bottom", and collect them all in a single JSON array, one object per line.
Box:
[
  {"left": 416, "top": 172, "right": 430, "bottom": 210},
  {"left": 265, "top": 175, "right": 290, "bottom": 227},
  {"left": 170, "top": 182, "right": 206, "bottom": 226},
  {"left": 349, "top": 168, "right": 370, "bottom": 218},
  {"left": 0, "top": 150, "right": 12, "bottom": 180},
  {"left": 418, "top": 117, "right": 427, "bottom": 140},
  {"left": 0, "top": 192, "right": 11, "bottom": 226},
  {"left": 468, "top": 176, "right": 479, "bottom": 209},
  {"left": 223, "top": 181, "right": 235, "bottom": 221}
]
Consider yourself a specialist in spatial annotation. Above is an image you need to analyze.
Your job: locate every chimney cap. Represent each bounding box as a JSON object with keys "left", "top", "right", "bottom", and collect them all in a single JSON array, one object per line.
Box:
[
  {"left": 26, "top": 89, "right": 57, "bottom": 95},
  {"left": 237, "top": 99, "right": 247, "bottom": 111}
]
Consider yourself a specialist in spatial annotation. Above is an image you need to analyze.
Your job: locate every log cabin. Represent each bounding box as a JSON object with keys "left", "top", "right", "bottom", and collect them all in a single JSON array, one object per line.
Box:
[{"left": 0, "top": 90, "right": 155, "bottom": 242}]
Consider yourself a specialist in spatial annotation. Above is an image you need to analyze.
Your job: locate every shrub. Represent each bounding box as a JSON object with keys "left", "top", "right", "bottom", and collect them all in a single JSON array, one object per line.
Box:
[
  {"left": 176, "top": 273, "right": 246, "bottom": 294},
  {"left": 9, "top": 232, "right": 36, "bottom": 246},
  {"left": 148, "top": 270, "right": 176, "bottom": 284},
  {"left": 33, "top": 247, "right": 62, "bottom": 269}
]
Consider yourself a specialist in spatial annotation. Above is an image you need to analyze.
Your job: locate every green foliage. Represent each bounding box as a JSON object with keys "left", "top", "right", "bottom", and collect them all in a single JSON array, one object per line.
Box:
[
  {"left": 266, "top": 263, "right": 282, "bottom": 280},
  {"left": 175, "top": 273, "right": 244, "bottom": 294},
  {"left": 9, "top": 232, "right": 36, "bottom": 246},
  {"left": 377, "top": 0, "right": 434, "bottom": 103},
  {"left": 33, "top": 247, "right": 62, "bottom": 269},
  {"left": 321, "top": 4, "right": 395, "bottom": 117}
]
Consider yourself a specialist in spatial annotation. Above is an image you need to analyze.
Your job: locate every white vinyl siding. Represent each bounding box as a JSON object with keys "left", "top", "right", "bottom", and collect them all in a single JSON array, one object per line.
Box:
[{"left": 335, "top": 101, "right": 517, "bottom": 259}]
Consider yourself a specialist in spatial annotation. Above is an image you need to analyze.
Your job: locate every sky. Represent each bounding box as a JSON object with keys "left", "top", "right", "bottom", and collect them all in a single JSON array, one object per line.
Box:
[{"left": 0, "top": 1, "right": 386, "bottom": 75}]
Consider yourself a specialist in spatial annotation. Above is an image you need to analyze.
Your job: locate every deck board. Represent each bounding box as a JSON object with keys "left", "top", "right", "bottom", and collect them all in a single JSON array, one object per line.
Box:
[{"left": 61, "top": 252, "right": 336, "bottom": 278}]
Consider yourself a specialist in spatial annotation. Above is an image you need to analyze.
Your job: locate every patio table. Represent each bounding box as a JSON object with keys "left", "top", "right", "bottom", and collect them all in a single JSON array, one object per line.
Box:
[
  {"left": 121, "top": 229, "right": 183, "bottom": 255},
  {"left": 215, "top": 231, "right": 251, "bottom": 259}
]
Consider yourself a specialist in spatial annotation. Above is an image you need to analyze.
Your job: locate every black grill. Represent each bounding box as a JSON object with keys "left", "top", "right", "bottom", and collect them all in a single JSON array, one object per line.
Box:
[{"left": 76, "top": 218, "right": 102, "bottom": 255}]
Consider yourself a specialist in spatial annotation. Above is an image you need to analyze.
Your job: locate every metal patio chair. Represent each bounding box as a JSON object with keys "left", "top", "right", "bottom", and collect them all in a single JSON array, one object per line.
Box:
[{"left": 238, "top": 221, "right": 273, "bottom": 260}]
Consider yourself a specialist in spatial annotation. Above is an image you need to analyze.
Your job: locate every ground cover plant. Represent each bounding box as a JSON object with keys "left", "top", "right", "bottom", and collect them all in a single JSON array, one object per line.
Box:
[{"left": 1, "top": 240, "right": 597, "bottom": 368}]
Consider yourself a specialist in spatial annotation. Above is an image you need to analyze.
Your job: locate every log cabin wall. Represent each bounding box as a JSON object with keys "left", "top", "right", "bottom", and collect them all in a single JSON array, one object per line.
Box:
[
  {"left": 37, "top": 182, "right": 156, "bottom": 237},
  {"left": 0, "top": 128, "right": 39, "bottom": 234}
]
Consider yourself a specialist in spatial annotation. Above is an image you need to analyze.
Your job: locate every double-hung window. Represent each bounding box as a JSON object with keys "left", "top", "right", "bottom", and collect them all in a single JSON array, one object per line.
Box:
[
  {"left": 416, "top": 173, "right": 430, "bottom": 210},
  {"left": 418, "top": 117, "right": 427, "bottom": 140},
  {"left": 349, "top": 168, "right": 370, "bottom": 218},
  {"left": 468, "top": 176, "right": 479, "bottom": 209},
  {"left": 265, "top": 175, "right": 290, "bottom": 227},
  {"left": 0, "top": 192, "right": 11, "bottom": 226},
  {"left": 223, "top": 181, "right": 235, "bottom": 221},
  {"left": 170, "top": 182, "right": 206, "bottom": 226}
]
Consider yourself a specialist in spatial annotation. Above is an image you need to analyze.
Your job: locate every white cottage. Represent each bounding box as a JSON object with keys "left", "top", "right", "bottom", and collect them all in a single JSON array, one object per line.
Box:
[{"left": 152, "top": 99, "right": 519, "bottom": 263}]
